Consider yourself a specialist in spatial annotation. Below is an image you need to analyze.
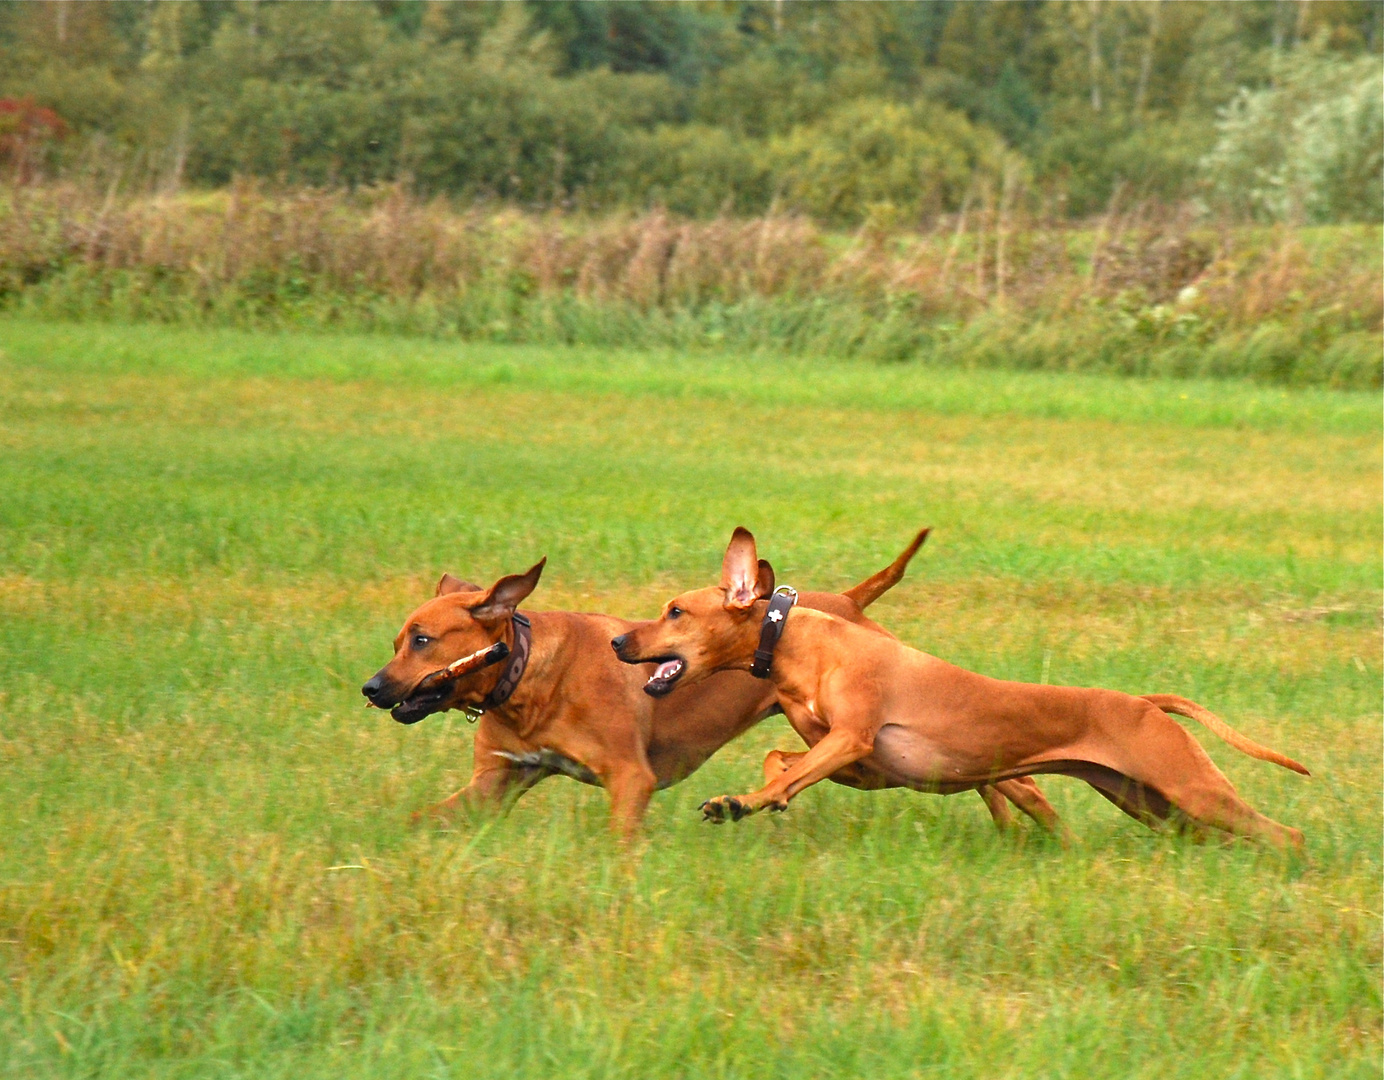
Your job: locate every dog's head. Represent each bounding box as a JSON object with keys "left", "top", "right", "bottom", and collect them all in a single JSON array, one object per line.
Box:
[
  {"left": 361, "top": 559, "right": 545, "bottom": 724},
  {"left": 611, "top": 527, "right": 773, "bottom": 697}
]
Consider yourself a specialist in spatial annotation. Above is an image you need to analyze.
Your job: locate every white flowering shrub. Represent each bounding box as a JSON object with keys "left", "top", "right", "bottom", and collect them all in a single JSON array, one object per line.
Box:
[{"left": 1202, "top": 50, "right": 1382, "bottom": 223}]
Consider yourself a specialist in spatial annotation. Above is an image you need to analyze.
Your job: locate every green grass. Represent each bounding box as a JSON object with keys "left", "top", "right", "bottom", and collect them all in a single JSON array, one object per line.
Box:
[{"left": 0, "top": 319, "right": 1379, "bottom": 1078}]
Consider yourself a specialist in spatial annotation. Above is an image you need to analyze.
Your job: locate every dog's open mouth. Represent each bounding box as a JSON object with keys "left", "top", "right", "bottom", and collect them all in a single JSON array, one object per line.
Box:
[
  {"left": 390, "top": 685, "right": 449, "bottom": 725},
  {"left": 643, "top": 656, "right": 686, "bottom": 697}
]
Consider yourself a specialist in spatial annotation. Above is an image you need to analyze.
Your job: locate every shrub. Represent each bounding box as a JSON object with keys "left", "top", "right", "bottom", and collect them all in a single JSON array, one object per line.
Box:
[
  {"left": 769, "top": 99, "right": 1007, "bottom": 226},
  {"left": 621, "top": 125, "right": 775, "bottom": 218},
  {"left": 1201, "top": 49, "right": 1384, "bottom": 224}
]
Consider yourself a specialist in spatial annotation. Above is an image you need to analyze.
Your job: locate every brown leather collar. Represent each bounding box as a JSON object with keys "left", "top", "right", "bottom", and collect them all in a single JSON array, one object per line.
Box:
[
  {"left": 465, "top": 612, "right": 532, "bottom": 721},
  {"left": 750, "top": 587, "right": 797, "bottom": 679}
]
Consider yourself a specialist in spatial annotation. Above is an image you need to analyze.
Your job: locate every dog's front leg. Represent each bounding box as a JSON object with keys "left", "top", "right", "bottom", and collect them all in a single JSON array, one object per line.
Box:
[
  {"left": 701, "top": 726, "right": 875, "bottom": 823},
  {"left": 414, "top": 717, "right": 548, "bottom": 824},
  {"left": 763, "top": 748, "right": 898, "bottom": 791},
  {"left": 415, "top": 761, "right": 548, "bottom": 824},
  {"left": 602, "top": 762, "right": 658, "bottom": 840}
]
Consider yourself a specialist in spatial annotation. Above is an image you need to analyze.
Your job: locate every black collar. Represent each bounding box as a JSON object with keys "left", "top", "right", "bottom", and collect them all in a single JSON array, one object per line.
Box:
[
  {"left": 750, "top": 587, "right": 797, "bottom": 679},
  {"left": 465, "top": 612, "right": 532, "bottom": 721}
]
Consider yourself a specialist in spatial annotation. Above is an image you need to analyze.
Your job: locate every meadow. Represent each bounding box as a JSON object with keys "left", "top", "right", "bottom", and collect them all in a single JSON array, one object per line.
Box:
[{"left": 0, "top": 318, "right": 1379, "bottom": 1078}]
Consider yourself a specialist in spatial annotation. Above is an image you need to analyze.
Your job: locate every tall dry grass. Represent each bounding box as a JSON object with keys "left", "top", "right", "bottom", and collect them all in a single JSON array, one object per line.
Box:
[{"left": 0, "top": 180, "right": 1378, "bottom": 386}]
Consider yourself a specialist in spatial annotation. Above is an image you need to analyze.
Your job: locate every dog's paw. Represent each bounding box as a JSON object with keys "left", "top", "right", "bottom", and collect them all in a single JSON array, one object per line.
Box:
[
  {"left": 699, "top": 796, "right": 748, "bottom": 823},
  {"left": 410, "top": 803, "right": 458, "bottom": 829}
]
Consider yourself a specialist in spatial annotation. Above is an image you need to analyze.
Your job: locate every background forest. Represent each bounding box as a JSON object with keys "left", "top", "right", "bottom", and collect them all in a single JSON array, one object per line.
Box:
[
  {"left": 0, "top": 1, "right": 1380, "bottom": 386},
  {"left": 2, "top": 0, "right": 1381, "bottom": 221}
]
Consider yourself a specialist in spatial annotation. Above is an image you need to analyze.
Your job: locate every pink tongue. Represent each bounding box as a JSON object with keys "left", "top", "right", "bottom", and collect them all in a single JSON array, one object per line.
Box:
[{"left": 653, "top": 660, "right": 681, "bottom": 680}]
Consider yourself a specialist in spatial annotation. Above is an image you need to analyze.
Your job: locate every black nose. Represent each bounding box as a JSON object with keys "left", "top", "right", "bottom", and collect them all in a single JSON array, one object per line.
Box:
[
  {"left": 361, "top": 674, "right": 385, "bottom": 700},
  {"left": 611, "top": 634, "right": 627, "bottom": 653}
]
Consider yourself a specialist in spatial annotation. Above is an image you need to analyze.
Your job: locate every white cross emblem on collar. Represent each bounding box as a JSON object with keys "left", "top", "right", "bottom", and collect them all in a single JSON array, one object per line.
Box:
[{"left": 768, "top": 608, "right": 784, "bottom": 622}]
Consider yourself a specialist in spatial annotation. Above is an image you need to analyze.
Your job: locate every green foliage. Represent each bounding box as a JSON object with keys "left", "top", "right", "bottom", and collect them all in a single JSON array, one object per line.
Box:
[
  {"left": 622, "top": 123, "right": 775, "bottom": 217},
  {"left": 1033, "top": 108, "right": 1214, "bottom": 216},
  {"left": 0, "top": 1, "right": 1378, "bottom": 223},
  {"left": 186, "top": 2, "right": 398, "bottom": 187},
  {"left": 529, "top": 0, "right": 717, "bottom": 83},
  {"left": 770, "top": 98, "right": 1007, "bottom": 225},
  {"left": 690, "top": 54, "right": 834, "bottom": 138},
  {"left": 1202, "top": 47, "right": 1384, "bottom": 223}
]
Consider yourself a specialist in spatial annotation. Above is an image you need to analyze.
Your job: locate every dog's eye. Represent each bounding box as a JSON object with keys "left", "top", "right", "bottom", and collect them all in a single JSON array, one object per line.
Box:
[
  {"left": 667, "top": 606, "right": 682, "bottom": 620},
  {"left": 412, "top": 634, "right": 431, "bottom": 649}
]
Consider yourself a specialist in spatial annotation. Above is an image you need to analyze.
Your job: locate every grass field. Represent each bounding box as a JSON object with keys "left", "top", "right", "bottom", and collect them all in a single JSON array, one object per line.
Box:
[{"left": 0, "top": 318, "right": 1379, "bottom": 1078}]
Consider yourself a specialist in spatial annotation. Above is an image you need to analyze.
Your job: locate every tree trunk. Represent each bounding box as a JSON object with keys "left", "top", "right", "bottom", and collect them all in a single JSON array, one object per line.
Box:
[
  {"left": 1135, "top": 0, "right": 1161, "bottom": 113},
  {"left": 1088, "top": 1, "right": 1103, "bottom": 113}
]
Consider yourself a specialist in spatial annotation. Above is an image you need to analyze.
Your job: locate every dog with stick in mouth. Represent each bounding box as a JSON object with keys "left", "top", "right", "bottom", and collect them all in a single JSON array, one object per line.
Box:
[{"left": 611, "top": 528, "right": 1308, "bottom": 850}]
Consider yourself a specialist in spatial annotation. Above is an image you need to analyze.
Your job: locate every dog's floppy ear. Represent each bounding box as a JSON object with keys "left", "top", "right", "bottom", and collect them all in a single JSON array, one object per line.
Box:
[
  {"left": 721, "top": 527, "right": 769, "bottom": 610},
  {"left": 436, "top": 573, "right": 482, "bottom": 597},
  {"left": 469, "top": 558, "right": 546, "bottom": 621}
]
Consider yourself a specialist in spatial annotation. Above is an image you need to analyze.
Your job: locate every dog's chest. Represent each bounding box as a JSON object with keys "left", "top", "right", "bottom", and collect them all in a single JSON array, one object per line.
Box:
[{"left": 779, "top": 695, "right": 830, "bottom": 743}]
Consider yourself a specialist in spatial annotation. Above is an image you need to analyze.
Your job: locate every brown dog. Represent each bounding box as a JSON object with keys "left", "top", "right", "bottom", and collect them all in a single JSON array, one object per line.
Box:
[
  {"left": 611, "top": 528, "right": 1309, "bottom": 851},
  {"left": 361, "top": 534, "right": 1061, "bottom": 837}
]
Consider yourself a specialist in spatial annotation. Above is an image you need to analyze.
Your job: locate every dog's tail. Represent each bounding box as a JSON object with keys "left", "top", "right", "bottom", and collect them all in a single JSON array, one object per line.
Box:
[
  {"left": 844, "top": 528, "right": 930, "bottom": 610},
  {"left": 1143, "top": 694, "right": 1310, "bottom": 775}
]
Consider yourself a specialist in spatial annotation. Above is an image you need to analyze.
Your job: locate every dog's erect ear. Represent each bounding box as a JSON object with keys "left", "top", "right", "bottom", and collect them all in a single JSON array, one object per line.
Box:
[
  {"left": 756, "top": 558, "right": 775, "bottom": 598},
  {"left": 436, "top": 573, "right": 483, "bottom": 597},
  {"left": 721, "top": 527, "right": 768, "bottom": 610},
  {"left": 469, "top": 558, "right": 546, "bottom": 621}
]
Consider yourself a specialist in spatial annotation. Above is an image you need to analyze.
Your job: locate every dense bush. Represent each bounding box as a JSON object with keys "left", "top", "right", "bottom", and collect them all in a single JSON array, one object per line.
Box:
[
  {"left": 1202, "top": 48, "right": 1384, "bottom": 223},
  {"left": 770, "top": 99, "right": 1008, "bottom": 225},
  {"left": 621, "top": 124, "right": 775, "bottom": 218}
]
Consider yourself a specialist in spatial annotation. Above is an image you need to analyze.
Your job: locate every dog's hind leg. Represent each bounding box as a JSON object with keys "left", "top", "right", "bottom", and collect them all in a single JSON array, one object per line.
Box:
[
  {"left": 991, "top": 777, "right": 1073, "bottom": 843},
  {"left": 977, "top": 784, "right": 1015, "bottom": 829},
  {"left": 764, "top": 752, "right": 1066, "bottom": 838},
  {"left": 1153, "top": 774, "right": 1303, "bottom": 851},
  {"left": 1087, "top": 698, "right": 1305, "bottom": 851}
]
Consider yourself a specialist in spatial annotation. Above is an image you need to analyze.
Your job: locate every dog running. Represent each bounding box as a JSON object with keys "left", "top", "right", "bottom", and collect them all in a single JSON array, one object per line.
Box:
[{"left": 612, "top": 527, "right": 1309, "bottom": 850}]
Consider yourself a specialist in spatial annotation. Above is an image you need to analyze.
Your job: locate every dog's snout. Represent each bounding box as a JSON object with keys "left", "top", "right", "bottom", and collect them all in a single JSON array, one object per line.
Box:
[
  {"left": 611, "top": 634, "right": 628, "bottom": 654},
  {"left": 361, "top": 673, "right": 391, "bottom": 705}
]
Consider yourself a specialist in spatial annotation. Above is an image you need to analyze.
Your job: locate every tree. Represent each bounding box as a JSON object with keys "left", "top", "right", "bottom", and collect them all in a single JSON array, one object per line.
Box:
[{"left": 1203, "top": 47, "right": 1383, "bottom": 223}]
